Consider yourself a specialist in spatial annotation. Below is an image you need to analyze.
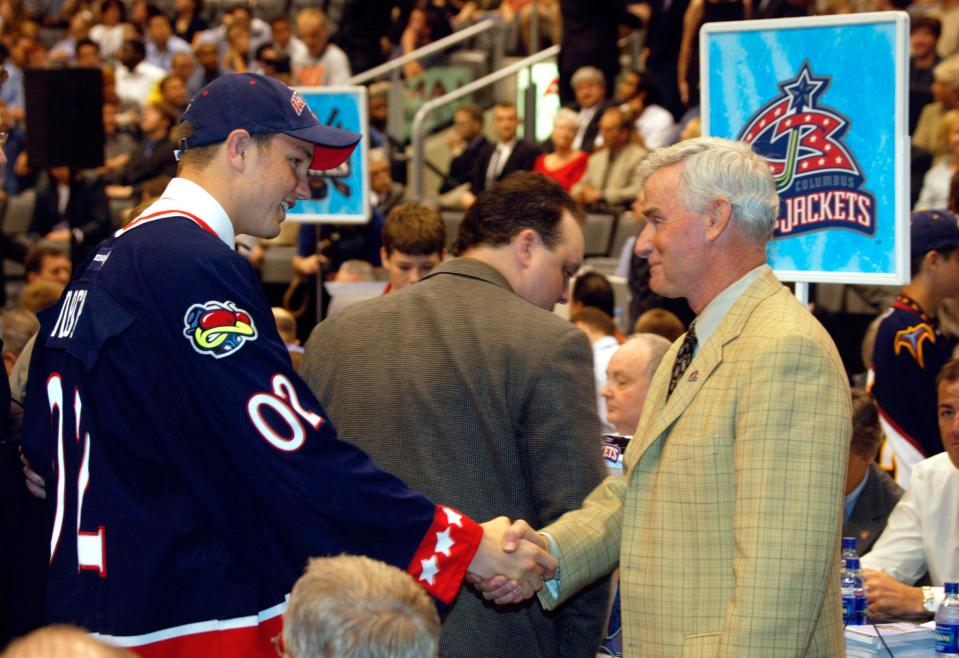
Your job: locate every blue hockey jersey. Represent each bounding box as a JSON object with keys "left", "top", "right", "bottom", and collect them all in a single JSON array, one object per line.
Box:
[{"left": 21, "top": 194, "right": 482, "bottom": 657}]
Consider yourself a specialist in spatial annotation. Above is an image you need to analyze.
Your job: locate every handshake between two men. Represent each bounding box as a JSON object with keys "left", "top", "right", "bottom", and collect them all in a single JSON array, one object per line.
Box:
[{"left": 469, "top": 518, "right": 550, "bottom": 605}]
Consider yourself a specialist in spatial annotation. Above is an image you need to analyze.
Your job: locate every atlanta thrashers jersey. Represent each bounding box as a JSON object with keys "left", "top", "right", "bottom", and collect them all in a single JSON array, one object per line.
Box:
[
  {"left": 871, "top": 294, "right": 953, "bottom": 486},
  {"left": 21, "top": 211, "right": 482, "bottom": 657}
]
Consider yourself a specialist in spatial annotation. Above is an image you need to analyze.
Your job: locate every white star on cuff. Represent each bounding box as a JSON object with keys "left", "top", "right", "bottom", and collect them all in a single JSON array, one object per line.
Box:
[
  {"left": 435, "top": 528, "right": 455, "bottom": 557},
  {"left": 419, "top": 556, "right": 439, "bottom": 585},
  {"left": 443, "top": 507, "right": 463, "bottom": 527}
]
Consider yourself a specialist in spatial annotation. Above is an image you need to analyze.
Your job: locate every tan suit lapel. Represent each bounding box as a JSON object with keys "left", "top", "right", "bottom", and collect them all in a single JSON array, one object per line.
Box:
[{"left": 623, "top": 267, "right": 783, "bottom": 473}]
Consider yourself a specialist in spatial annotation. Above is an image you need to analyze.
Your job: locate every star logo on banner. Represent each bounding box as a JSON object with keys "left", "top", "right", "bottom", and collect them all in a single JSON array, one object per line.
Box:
[
  {"left": 443, "top": 507, "right": 463, "bottom": 527},
  {"left": 780, "top": 62, "right": 826, "bottom": 112},
  {"left": 435, "top": 528, "right": 455, "bottom": 557},
  {"left": 419, "top": 556, "right": 439, "bottom": 585}
]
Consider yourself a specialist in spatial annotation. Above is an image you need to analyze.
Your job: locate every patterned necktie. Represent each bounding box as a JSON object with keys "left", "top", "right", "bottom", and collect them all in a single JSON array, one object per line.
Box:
[{"left": 667, "top": 323, "right": 697, "bottom": 398}]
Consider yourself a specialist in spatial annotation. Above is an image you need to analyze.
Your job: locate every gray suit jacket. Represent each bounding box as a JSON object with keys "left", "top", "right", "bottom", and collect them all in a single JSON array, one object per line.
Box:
[
  {"left": 300, "top": 258, "right": 610, "bottom": 658},
  {"left": 844, "top": 463, "right": 904, "bottom": 555}
]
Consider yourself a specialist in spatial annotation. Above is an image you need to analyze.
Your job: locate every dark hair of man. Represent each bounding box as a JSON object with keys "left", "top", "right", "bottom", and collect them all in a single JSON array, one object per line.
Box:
[
  {"left": 145, "top": 4, "right": 166, "bottom": 21},
  {"left": 494, "top": 100, "right": 517, "bottom": 113},
  {"left": 572, "top": 271, "right": 615, "bottom": 317},
  {"left": 175, "top": 120, "right": 273, "bottom": 172},
  {"left": 229, "top": 4, "right": 252, "bottom": 18},
  {"left": 849, "top": 388, "right": 881, "bottom": 461},
  {"left": 455, "top": 102, "right": 483, "bottom": 124},
  {"left": 24, "top": 244, "right": 67, "bottom": 276},
  {"left": 571, "top": 306, "right": 616, "bottom": 337},
  {"left": 270, "top": 14, "right": 290, "bottom": 28},
  {"left": 910, "top": 248, "right": 957, "bottom": 277},
  {"left": 124, "top": 38, "right": 146, "bottom": 59},
  {"left": 254, "top": 43, "right": 274, "bottom": 61},
  {"left": 913, "top": 15, "right": 942, "bottom": 39},
  {"left": 77, "top": 38, "right": 99, "bottom": 53},
  {"left": 453, "top": 171, "right": 582, "bottom": 255},
  {"left": 634, "top": 69, "right": 664, "bottom": 107},
  {"left": 100, "top": 0, "right": 126, "bottom": 21},
  {"left": 937, "top": 357, "right": 959, "bottom": 387},
  {"left": 382, "top": 203, "right": 446, "bottom": 257}
]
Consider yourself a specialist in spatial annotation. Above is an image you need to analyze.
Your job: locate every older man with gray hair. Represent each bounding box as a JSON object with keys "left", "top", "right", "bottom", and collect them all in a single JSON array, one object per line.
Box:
[
  {"left": 482, "top": 137, "right": 853, "bottom": 657},
  {"left": 281, "top": 555, "right": 440, "bottom": 658}
]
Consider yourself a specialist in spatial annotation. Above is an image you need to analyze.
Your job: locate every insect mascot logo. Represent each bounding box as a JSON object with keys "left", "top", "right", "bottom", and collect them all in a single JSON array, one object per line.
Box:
[{"left": 738, "top": 61, "right": 875, "bottom": 239}]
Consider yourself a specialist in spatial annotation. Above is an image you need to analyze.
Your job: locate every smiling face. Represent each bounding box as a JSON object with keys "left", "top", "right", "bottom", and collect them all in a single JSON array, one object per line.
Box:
[
  {"left": 634, "top": 164, "right": 708, "bottom": 304},
  {"left": 237, "top": 133, "right": 312, "bottom": 238}
]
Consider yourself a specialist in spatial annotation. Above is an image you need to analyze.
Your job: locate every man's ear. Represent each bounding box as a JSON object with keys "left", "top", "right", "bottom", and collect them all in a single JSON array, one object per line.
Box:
[
  {"left": 704, "top": 197, "right": 733, "bottom": 241},
  {"left": 224, "top": 129, "right": 253, "bottom": 171},
  {"left": 513, "top": 228, "right": 539, "bottom": 268}
]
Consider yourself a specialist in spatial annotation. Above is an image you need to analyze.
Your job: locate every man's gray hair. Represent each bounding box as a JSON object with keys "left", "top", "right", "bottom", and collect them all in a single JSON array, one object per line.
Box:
[
  {"left": 571, "top": 66, "right": 605, "bottom": 88},
  {"left": 283, "top": 555, "right": 440, "bottom": 658},
  {"left": 1, "top": 307, "right": 39, "bottom": 356},
  {"left": 934, "top": 53, "right": 959, "bottom": 87},
  {"left": 637, "top": 137, "right": 780, "bottom": 243},
  {"left": 629, "top": 333, "right": 672, "bottom": 382}
]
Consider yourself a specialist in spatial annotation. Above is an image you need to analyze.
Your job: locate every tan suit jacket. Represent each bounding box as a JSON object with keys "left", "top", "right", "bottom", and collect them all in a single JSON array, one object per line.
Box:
[
  {"left": 540, "top": 267, "right": 852, "bottom": 657},
  {"left": 571, "top": 142, "right": 647, "bottom": 207}
]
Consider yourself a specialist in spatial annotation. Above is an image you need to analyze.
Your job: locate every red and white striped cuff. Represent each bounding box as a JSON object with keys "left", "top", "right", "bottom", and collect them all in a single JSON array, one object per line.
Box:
[{"left": 406, "top": 506, "right": 482, "bottom": 604}]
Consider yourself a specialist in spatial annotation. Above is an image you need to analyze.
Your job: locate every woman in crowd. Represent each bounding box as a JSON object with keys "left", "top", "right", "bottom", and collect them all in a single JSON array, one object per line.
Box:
[
  {"left": 917, "top": 109, "right": 959, "bottom": 210},
  {"left": 533, "top": 108, "right": 589, "bottom": 191}
]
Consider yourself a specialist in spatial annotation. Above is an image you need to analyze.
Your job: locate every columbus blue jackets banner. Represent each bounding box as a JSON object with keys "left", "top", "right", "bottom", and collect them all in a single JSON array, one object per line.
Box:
[
  {"left": 702, "top": 13, "right": 909, "bottom": 284},
  {"left": 287, "top": 86, "right": 370, "bottom": 224}
]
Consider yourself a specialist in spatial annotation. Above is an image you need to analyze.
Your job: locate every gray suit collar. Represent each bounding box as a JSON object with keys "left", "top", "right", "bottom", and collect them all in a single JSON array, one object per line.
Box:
[{"left": 423, "top": 258, "right": 514, "bottom": 293}]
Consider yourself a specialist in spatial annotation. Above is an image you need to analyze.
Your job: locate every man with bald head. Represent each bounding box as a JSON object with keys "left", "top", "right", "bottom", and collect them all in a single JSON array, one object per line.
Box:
[
  {"left": 601, "top": 334, "right": 671, "bottom": 437},
  {"left": 1, "top": 626, "right": 135, "bottom": 658}
]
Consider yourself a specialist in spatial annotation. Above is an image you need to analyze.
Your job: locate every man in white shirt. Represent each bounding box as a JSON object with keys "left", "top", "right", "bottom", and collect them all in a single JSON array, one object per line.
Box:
[
  {"left": 115, "top": 39, "right": 165, "bottom": 108},
  {"left": 145, "top": 13, "right": 191, "bottom": 71},
  {"left": 862, "top": 358, "right": 959, "bottom": 619},
  {"left": 292, "top": 8, "right": 351, "bottom": 87}
]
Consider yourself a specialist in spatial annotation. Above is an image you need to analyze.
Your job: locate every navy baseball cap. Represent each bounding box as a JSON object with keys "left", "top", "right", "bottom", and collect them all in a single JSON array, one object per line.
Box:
[
  {"left": 911, "top": 209, "right": 959, "bottom": 256},
  {"left": 178, "top": 73, "right": 360, "bottom": 170}
]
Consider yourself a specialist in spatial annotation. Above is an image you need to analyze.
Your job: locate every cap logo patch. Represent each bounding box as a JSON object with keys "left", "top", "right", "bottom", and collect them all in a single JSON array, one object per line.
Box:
[{"left": 290, "top": 90, "right": 307, "bottom": 116}]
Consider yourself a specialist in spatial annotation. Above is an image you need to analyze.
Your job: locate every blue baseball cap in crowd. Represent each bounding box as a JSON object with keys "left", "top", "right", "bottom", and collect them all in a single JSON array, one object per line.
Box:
[
  {"left": 911, "top": 209, "right": 959, "bottom": 256},
  {"left": 178, "top": 73, "right": 361, "bottom": 170}
]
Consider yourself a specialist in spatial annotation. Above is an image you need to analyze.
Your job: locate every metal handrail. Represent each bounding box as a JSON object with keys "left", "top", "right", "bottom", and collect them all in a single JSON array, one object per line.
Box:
[
  {"left": 410, "top": 44, "right": 560, "bottom": 199},
  {"left": 348, "top": 18, "right": 502, "bottom": 86},
  {"left": 348, "top": 18, "right": 504, "bottom": 141}
]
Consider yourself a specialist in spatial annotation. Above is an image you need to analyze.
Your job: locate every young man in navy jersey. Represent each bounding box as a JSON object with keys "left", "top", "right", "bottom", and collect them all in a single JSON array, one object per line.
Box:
[{"left": 21, "top": 73, "right": 552, "bottom": 657}]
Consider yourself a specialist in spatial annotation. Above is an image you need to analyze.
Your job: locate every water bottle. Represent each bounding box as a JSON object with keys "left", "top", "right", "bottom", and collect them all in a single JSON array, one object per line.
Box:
[
  {"left": 842, "top": 536, "right": 858, "bottom": 561},
  {"left": 936, "top": 581, "right": 959, "bottom": 655},
  {"left": 841, "top": 557, "right": 868, "bottom": 626}
]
